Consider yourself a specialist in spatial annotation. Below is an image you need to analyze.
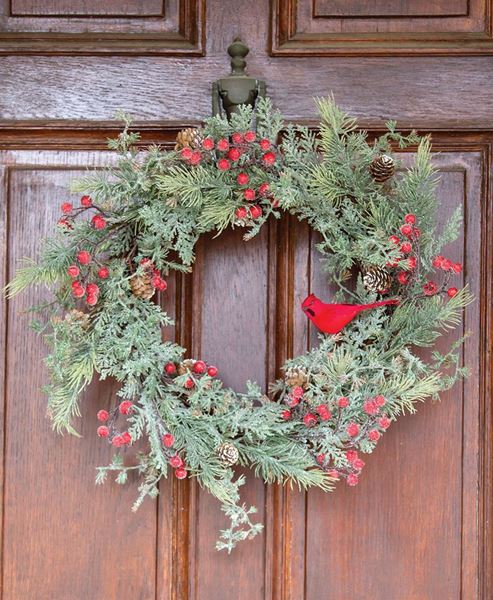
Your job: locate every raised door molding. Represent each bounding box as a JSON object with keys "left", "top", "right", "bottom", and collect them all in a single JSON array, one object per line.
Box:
[
  {"left": 271, "top": 0, "right": 493, "bottom": 55},
  {"left": 0, "top": 0, "right": 204, "bottom": 55}
]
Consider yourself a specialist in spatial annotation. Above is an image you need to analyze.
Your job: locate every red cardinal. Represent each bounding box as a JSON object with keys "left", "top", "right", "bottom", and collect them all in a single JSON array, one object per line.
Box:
[{"left": 301, "top": 294, "right": 399, "bottom": 334}]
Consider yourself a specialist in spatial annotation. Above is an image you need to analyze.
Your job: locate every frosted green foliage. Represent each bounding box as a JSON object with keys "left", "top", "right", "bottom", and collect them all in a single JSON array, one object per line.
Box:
[{"left": 6, "top": 96, "right": 472, "bottom": 551}]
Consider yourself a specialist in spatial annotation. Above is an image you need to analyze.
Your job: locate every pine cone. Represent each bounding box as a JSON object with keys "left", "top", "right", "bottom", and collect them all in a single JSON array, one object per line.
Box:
[
  {"left": 130, "top": 273, "right": 155, "bottom": 300},
  {"left": 369, "top": 155, "right": 395, "bottom": 183},
  {"left": 174, "top": 128, "right": 202, "bottom": 151},
  {"left": 64, "top": 309, "right": 90, "bottom": 329},
  {"left": 285, "top": 367, "right": 308, "bottom": 388},
  {"left": 363, "top": 266, "right": 392, "bottom": 293},
  {"left": 177, "top": 359, "right": 195, "bottom": 375},
  {"left": 217, "top": 442, "right": 239, "bottom": 466}
]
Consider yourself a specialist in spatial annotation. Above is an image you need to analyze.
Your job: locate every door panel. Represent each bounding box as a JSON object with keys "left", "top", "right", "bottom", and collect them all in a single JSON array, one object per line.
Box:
[{"left": 0, "top": 1, "right": 492, "bottom": 599}]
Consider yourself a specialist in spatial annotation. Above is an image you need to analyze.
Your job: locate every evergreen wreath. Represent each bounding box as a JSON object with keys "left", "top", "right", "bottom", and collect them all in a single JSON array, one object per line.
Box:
[{"left": 7, "top": 98, "right": 472, "bottom": 552}]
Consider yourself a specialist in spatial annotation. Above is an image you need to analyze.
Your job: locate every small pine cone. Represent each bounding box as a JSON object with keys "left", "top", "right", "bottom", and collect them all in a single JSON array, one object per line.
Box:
[
  {"left": 174, "top": 128, "right": 202, "bottom": 151},
  {"left": 285, "top": 367, "right": 309, "bottom": 388},
  {"left": 130, "top": 274, "right": 155, "bottom": 300},
  {"left": 369, "top": 155, "right": 395, "bottom": 183},
  {"left": 217, "top": 442, "right": 239, "bottom": 467},
  {"left": 64, "top": 309, "right": 90, "bottom": 329},
  {"left": 363, "top": 266, "right": 392, "bottom": 293},
  {"left": 177, "top": 359, "right": 195, "bottom": 375}
]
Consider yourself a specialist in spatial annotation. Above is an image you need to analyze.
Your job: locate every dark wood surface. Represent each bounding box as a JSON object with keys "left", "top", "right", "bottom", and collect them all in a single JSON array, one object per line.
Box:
[{"left": 0, "top": 2, "right": 492, "bottom": 599}]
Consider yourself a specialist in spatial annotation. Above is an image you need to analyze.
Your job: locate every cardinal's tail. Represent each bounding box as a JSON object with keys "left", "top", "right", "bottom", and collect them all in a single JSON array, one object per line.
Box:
[{"left": 363, "top": 299, "right": 400, "bottom": 310}]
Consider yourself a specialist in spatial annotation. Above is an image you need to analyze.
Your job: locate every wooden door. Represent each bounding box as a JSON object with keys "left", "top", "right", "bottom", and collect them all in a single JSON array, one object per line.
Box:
[{"left": 0, "top": 2, "right": 492, "bottom": 599}]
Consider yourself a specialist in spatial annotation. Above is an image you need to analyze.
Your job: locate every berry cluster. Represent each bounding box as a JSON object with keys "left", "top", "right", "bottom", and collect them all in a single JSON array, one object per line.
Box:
[
  {"left": 164, "top": 359, "right": 218, "bottom": 390},
  {"left": 179, "top": 131, "right": 280, "bottom": 225},
  {"left": 283, "top": 388, "right": 391, "bottom": 486},
  {"left": 388, "top": 213, "right": 462, "bottom": 298},
  {"left": 96, "top": 401, "right": 134, "bottom": 448},
  {"left": 140, "top": 258, "right": 167, "bottom": 291}
]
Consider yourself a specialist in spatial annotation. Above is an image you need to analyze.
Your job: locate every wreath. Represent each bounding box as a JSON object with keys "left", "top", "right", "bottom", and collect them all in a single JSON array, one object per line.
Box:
[{"left": 7, "top": 98, "right": 471, "bottom": 552}]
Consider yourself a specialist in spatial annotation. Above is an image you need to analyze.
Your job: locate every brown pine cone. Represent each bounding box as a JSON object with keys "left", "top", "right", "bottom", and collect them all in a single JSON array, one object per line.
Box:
[
  {"left": 369, "top": 155, "right": 395, "bottom": 183},
  {"left": 64, "top": 309, "right": 90, "bottom": 329},
  {"left": 174, "top": 128, "right": 202, "bottom": 151},
  {"left": 130, "top": 273, "right": 155, "bottom": 300},
  {"left": 177, "top": 359, "right": 195, "bottom": 375},
  {"left": 363, "top": 266, "right": 392, "bottom": 293},
  {"left": 285, "top": 367, "right": 308, "bottom": 388},
  {"left": 217, "top": 442, "right": 239, "bottom": 466}
]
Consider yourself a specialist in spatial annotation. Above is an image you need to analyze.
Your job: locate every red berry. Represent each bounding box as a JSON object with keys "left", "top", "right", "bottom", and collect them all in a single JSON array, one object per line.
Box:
[
  {"left": 452, "top": 262, "right": 462, "bottom": 274},
  {"left": 86, "top": 294, "right": 98, "bottom": 306},
  {"left": 441, "top": 258, "right": 453, "bottom": 271},
  {"left": 363, "top": 400, "right": 378, "bottom": 415},
  {"left": 202, "top": 137, "right": 214, "bottom": 151},
  {"left": 432, "top": 255, "right": 444, "bottom": 269},
  {"left": 189, "top": 151, "right": 202, "bottom": 165},
  {"left": 244, "top": 131, "right": 256, "bottom": 143},
  {"left": 193, "top": 360, "right": 207, "bottom": 374},
  {"left": 72, "top": 286, "right": 86, "bottom": 299},
  {"left": 347, "top": 422, "right": 359, "bottom": 437},
  {"left": 374, "top": 395, "right": 386, "bottom": 407},
  {"left": 338, "top": 396, "right": 349, "bottom": 408},
  {"left": 162, "top": 433, "right": 175, "bottom": 448},
  {"left": 119, "top": 400, "right": 133, "bottom": 415},
  {"left": 207, "top": 366, "right": 218, "bottom": 377},
  {"left": 389, "top": 235, "right": 400, "bottom": 245},
  {"left": 175, "top": 468, "right": 187, "bottom": 479},
  {"left": 259, "top": 183, "right": 270, "bottom": 196},
  {"left": 262, "top": 152, "right": 276, "bottom": 166},
  {"left": 81, "top": 195, "right": 92, "bottom": 207},
  {"left": 353, "top": 458, "right": 365, "bottom": 471},
  {"left": 86, "top": 283, "right": 99, "bottom": 295},
  {"left": 217, "top": 159, "right": 230, "bottom": 171},
  {"left": 397, "top": 271, "right": 410, "bottom": 285},
  {"left": 235, "top": 206, "right": 247, "bottom": 219},
  {"left": 316, "top": 453, "right": 326, "bottom": 465},
  {"left": 249, "top": 205, "right": 262, "bottom": 219},
  {"left": 404, "top": 214, "right": 416, "bottom": 224},
  {"left": 400, "top": 242, "right": 412, "bottom": 254},
  {"left": 287, "top": 395, "right": 300, "bottom": 408},
  {"left": 315, "top": 404, "right": 331, "bottom": 421},
  {"left": 412, "top": 227, "right": 421, "bottom": 239},
  {"left": 378, "top": 415, "right": 391, "bottom": 429},
  {"left": 184, "top": 378, "right": 194, "bottom": 389},
  {"left": 244, "top": 188, "right": 256, "bottom": 201},
  {"left": 61, "top": 202, "right": 73, "bottom": 214},
  {"left": 292, "top": 386, "right": 304, "bottom": 399},
  {"left": 369, "top": 429, "right": 381, "bottom": 442},
  {"left": 347, "top": 474, "right": 359, "bottom": 486},
  {"left": 97, "top": 409, "right": 109, "bottom": 422},
  {"left": 57, "top": 218, "right": 72, "bottom": 229},
  {"left": 260, "top": 139, "right": 271, "bottom": 150},
  {"left": 152, "top": 275, "right": 163, "bottom": 289},
  {"left": 97, "top": 425, "right": 109, "bottom": 438},
  {"left": 67, "top": 265, "right": 80, "bottom": 278},
  {"left": 237, "top": 173, "right": 249, "bottom": 186},
  {"left": 180, "top": 147, "right": 193, "bottom": 160},
  {"left": 400, "top": 224, "right": 413, "bottom": 237},
  {"left": 97, "top": 267, "right": 109, "bottom": 279},
  {"left": 121, "top": 431, "right": 132, "bottom": 445},
  {"left": 423, "top": 281, "right": 438, "bottom": 296},
  {"left": 303, "top": 413, "right": 317, "bottom": 427},
  {"left": 232, "top": 132, "right": 243, "bottom": 144},
  {"left": 112, "top": 435, "right": 125, "bottom": 447},
  {"left": 164, "top": 362, "right": 177, "bottom": 375},
  {"left": 217, "top": 138, "right": 229, "bottom": 152},
  {"left": 91, "top": 215, "right": 106, "bottom": 230},
  {"left": 407, "top": 256, "right": 417, "bottom": 269},
  {"left": 447, "top": 287, "right": 458, "bottom": 297},
  {"left": 346, "top": 450, "right": 358, "bottom": 463},
  {"left": 281, "top": 409, "right": 292, "bottom": 420},
  {"left": 77, "top": 251, "right": 91, "bottom": 265},
  {"left": 228, "top": 148, "right": 241, "bottom": 161},
  {"left": 170, "top": 454, "right": 183, "bottom": 469}
]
